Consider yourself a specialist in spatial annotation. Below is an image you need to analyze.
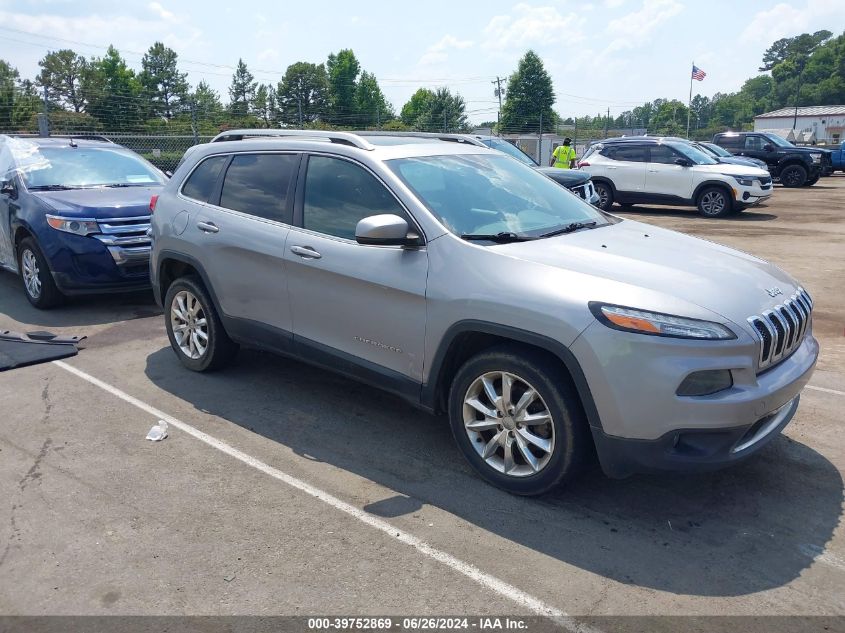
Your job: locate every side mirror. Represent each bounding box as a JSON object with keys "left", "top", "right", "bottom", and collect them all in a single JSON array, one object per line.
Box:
[
  {"left": 0, "top": 180, "right": 15, "bottom": 198},
  {"left": 356, "top": 214, "right": 420, "bottom": 247},
  {"left": 763, "top": 144, "right": 774, "bottom": 152},
  {"left": 674, "top": 157, "right": 692, "bottom": 167}
]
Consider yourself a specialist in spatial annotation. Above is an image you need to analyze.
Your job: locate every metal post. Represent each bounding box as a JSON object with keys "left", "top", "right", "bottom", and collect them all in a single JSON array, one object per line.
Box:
[
  {"left": 605, "top": 107, "right": 610, "bottom": 139},
  {"left": 538, "top": 111, "right": 543, "bottom": 164},
  {"left": 686, "top": 61, "right": 694, "bottom": 138},
  {"left": 38, "top": 85, "right": 50, "bottom": 137},
  {"left": 190, "top": 98, "right": 199, "bottom": 145},
  {"left": 792, "top": 61, "right": 805, "bottom": 131},
  {"left": 297, "top": 94, "right": 303, "bottom": 126},
  {"left": 376, "top": 103, "right": 380, "bottom": 129},
  {"left": 492, "top": 76, "right": 504, "bottom": 135}
]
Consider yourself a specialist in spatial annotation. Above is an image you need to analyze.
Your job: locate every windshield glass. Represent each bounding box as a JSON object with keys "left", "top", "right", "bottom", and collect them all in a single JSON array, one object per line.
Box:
[
  {"left": 17, "top": 146, "right": 166, "bottom": 189},
  {"left": 764, "top": 134, "right": 794, "bottom": 148},
  {"left": 388, "top": 153, "right": 607, "bottom": 238},
  {"left": 699, "top": 142, "right": 731, "bottom": 157},
  {"left": 481, "top": 138, "right": 538, "bottom": 166},
  {"left": 670, "top": 142, "right": 718, "bottom": 165}
]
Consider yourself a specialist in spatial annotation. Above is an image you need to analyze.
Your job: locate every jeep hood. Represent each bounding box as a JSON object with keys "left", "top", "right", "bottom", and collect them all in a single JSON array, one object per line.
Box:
[
  {"left": 496, "top": 219, "right": 802, "bottom": 325},
  {"left": 31, "top": 186, "right": 162, "bottom": 219}
]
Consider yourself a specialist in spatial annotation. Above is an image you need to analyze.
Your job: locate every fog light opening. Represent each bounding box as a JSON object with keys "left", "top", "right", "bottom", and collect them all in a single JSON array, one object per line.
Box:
[{"left": 676, "top": 369, "right": 733, "bottom": 397}]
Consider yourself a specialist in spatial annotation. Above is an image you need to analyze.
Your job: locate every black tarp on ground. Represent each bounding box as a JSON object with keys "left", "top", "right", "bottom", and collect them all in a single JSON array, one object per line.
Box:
[{"left": 0, "top": 331, "right": 83, "bottom": 371}]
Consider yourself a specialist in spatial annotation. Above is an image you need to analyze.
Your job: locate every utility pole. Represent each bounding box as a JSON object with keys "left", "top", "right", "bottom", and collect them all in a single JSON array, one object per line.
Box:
[
  {"left": 605, "top": 107, "right": 610, "bottom": 139},
  {"left": 444, "top": 106, "right": 448, "bottom": 133},
  {"left": 38, "top": 85, "right": 50, "bottom": 137},
  {"left": 573, "top": 118, "right": 578, "bottom": 155},
  {"left": 492, "top": 76, "right": 505, "bottom": 135},
  {"left": 376, "top": 102, "right": 380, "bottom": 129},
  {"left": 538, "top": 111, "right": 543, "bottom": 165},
  {"left": 297, "top": 94, "right": 303, "bottom": 126},
  {"left": 792, "top": 58, "right": 806, "bottom": 132},
  {"left": 190, "top": 98, "right": 199, "bottom": 145}
]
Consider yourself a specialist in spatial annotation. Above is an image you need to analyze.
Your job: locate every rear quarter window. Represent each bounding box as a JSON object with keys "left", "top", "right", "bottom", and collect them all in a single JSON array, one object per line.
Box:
[{"left": 181, "top": 155, "right": 228, "bottom": 202}]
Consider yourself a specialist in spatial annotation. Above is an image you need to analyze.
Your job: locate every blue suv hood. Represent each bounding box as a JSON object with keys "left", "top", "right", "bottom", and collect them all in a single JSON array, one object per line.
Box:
[{"left": 31, "top": 185, "right": 162, "bottom": 218}]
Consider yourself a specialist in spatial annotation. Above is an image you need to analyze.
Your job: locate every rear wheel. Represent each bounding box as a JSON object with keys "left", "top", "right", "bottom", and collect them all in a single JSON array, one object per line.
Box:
[
  {"left": 593, "top": 182, "right": 613, "bottom": 211},
  {"left": 780, "top": 164, "right": 807, "bottom": 188},
  {"left": 448, "top": 345, "right": 590, "bottom": 496},
  {"left": 696, "top": 186, "right": 733, "bottom": 218},
  {"left": 164, "top": 276, "right": 238, "bottom": 372},
  {"left": 17, "top": 237, "right": 63, "bottom": 309}
]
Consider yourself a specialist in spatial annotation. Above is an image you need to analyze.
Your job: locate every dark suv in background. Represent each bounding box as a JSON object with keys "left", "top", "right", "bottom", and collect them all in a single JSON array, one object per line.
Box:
[{"left": 712, "top": 132, "right": 830, "bottom": 188}]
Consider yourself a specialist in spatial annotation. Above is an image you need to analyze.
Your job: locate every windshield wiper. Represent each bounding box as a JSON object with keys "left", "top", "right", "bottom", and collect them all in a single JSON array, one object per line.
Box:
[
  {"left": 538, "top": 221, "right": 597, "bottom": 238},
  {"left": 28, "top": 184, "right": 83, "bottom": 191},
  {"left": 102, "top": 183, "right": 150, "bottom": 188},
  {"left": 460, "top": 231, "right": 537, "bottom": 243}
]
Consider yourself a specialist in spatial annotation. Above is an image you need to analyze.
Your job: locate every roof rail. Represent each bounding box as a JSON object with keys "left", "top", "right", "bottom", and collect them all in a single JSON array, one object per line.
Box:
[
  {"left": 210, "top": 129, "right": 375, "bottom": 150},
  {"left": 355, "top": 131, "right": 487, "bottom": 147}
]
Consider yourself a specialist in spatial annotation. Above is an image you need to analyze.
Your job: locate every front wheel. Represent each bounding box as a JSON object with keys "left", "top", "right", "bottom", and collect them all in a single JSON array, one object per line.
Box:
[
  {"left": 18, "top": 237, "right": 63, "bottom": 309},
  {"left": 164, "top": 276, "right": 238, "bottom": 372},
  {"left": 805, "top": 175, "right": 819, "bottom": 186},
  {"left": 593, "top": 182, "right": 613, "bottom": 211},
  {"left": 448, "top": 346, "right": 590, "bottom": 496},
  {"left": 780, "top": 164, "right": 807, "bottom": 188},
  {"left": 697, "top": 186, "right": 733, "bottom": 218}
]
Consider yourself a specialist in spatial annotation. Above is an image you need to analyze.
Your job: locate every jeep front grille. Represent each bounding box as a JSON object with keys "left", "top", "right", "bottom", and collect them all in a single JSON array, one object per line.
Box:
[{"left": 747, "top": 288, "right": 812, "bottom": 372}]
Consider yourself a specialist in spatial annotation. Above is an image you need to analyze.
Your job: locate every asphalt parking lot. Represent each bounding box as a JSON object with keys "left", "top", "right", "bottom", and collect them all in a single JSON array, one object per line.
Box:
[{"left": 1, "top": 176, "right": 843, "bottom": 627}]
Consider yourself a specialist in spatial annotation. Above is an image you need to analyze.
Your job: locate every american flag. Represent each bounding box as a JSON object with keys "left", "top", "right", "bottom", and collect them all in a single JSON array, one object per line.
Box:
[{"left": 692, "top": 65, "right": 707, "bottom": 81}]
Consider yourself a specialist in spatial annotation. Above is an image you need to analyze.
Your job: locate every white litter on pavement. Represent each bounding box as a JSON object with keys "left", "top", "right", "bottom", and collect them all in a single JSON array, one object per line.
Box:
[{"left": 146, "top": 420, "right": 169, "bottom": 441}]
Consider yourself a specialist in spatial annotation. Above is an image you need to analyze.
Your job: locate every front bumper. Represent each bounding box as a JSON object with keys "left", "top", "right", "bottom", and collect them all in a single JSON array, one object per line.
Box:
[
  {"left": 733, "top": 183, "right": 772, "bottom": 206},
  {"left": 570, "top": 320, "right": 819, "bottom": 477}
]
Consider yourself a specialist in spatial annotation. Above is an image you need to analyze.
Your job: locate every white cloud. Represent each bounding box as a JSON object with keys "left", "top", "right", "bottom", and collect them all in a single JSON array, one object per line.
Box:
[
  {"left": 599, "top": 0, "right": 683, "bottom": 61},
  {"left": 418, "top": 34, "right": 474, "bottom": 66},
  {"left": 148, "top": 2, "right": 175, "bottom": 22},
  {"left": 604, "top": 0, "right": 626, "bottom": 7},
  {"left": 481, "top": 3, "right": 585, "bottom": 52},
  {"left": 741, "top": 0, "right": 845, "bottom": 45}
]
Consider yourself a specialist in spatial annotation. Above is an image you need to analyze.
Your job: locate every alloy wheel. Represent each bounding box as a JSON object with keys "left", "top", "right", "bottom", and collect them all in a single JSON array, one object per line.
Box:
[
  {"left": 170, "top": 290, "right": 209, "bottom": 360},
  {"left": 462, "top": 371, "right": 555, "bottom": 477},
  {"left": 700, "top": 190, "right": 726, "bottom": 215},
  {"left": 21, "top": 249, "right": 42, "bottom": 299}
]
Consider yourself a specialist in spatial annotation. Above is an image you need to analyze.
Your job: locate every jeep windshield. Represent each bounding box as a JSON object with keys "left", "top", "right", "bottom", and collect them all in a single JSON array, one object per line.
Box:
[
  {"left": 388, "top": 153, "right": 609, "bottom": 240},
  {"left": 18, "top": 146, "right": 166, "bottom": 189}
]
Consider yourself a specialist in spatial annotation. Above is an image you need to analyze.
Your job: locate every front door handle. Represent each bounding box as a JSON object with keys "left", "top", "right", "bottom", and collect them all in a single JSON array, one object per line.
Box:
[
  {"left": 197, "top": 221, "right": 219, "bottom": 233},
  {"left": 291, "top": 245, "right": 322, "bottom": 259}
]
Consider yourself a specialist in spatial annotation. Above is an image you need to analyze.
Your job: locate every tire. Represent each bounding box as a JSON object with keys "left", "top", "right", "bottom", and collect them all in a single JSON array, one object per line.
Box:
[
  {"left": 448, "top": 345, "right": 590, "bottom": 496},
  {"left": 620, "top": 203, "right": 635, "bottom": 208},
  {"left": 593, "top": 181, "right": 613, "bottom": 211},
  {"left": 17, "top": 237, "right": 63, "bottom": 309},
  {"left": 164, "top": 276, "right": 238, "bottom": 371},
  {"left": 696, "top": 186, "right": 733, "bottom": 218},
  {"left": 780, "top": 164, "right": 807, "bottom": 188},
  {"left": 733, "top": 203, "right": 748, "bottom": 213},
  {"left": 805, "top": 175, "right": 819, "bottom": 186}
]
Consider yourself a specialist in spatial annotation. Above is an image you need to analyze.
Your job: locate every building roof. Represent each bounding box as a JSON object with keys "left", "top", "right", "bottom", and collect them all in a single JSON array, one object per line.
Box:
[{"left": 755, "top": 105, "right": 845, "bottom": 119}]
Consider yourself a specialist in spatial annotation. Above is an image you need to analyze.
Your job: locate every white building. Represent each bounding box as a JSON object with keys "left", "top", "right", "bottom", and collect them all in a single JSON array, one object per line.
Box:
[{"left": 753, "top": 105, "right": 845, "bottom": 145}]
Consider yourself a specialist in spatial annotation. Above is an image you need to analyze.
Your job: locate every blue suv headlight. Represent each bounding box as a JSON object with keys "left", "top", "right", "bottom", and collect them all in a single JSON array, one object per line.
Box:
[{"left": 46, "top": 215, "right": 100, "bottom": 236}]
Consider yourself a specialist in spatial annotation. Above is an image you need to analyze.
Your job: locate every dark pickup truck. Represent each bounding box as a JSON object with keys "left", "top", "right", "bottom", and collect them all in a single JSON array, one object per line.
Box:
[{"left": 712, "top": 131, "right": 831, "bottom": 187}]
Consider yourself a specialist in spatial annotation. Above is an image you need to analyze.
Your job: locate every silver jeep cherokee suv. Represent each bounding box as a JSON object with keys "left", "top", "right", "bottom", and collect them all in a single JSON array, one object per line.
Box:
[{"left": 150, "top": 130, "right": 819, "bottom": 495}]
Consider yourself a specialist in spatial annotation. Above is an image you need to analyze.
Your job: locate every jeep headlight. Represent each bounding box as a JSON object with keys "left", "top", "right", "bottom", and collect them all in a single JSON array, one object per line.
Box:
[
  {"left": 46, "top": 215, "right": 100, "bottom": 236},
  {"left": 589, "top": 302, "right": 737, "bottom": 340}
]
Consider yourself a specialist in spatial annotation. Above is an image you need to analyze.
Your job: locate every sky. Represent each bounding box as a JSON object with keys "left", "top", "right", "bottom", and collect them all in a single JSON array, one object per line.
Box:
[{"left": 1, "top": 0, "right": 844, "bottom": 124}]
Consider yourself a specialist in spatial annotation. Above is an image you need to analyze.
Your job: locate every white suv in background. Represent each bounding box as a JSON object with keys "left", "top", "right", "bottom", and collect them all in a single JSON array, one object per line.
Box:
[{"left": 579, "top": 138, "right": 773, "bottom": 218}]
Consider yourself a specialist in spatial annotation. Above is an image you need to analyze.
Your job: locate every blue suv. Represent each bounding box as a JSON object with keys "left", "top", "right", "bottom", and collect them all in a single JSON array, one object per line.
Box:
[{"left": 0, "top": 136, "right": 166, "bottom": 308}]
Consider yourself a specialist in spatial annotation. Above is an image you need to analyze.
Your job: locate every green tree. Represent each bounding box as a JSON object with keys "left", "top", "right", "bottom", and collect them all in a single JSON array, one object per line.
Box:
[
  {"left": 400, "top": 88, "right": 434, "bottom": 127},
  {"left": 228, "top": 58, "right": 256, "bottom": 118},
  {"left": 81, "top": 46, "right": 143, "bottom": 130},
  {"left": 140, "top": 42, "right": 189, "bottom": 119},
  {"left": 355, "top": 71, "right": 393, "bottom": 128},
  {"left": 412, "top": 87, "right": 468, "bottom": 132},
  {"left": 252, "top": 84, "right": 275, "bottom": 127},
  {"left": 326, "top": 49, "right": 360, "bottom": 124},
  {"left": 191, "top": 80, "right": 223, "bottom": 118},
  {"left": 500, "top": 50, "right": 556, "bottom": 133},
  {"left": 37, "top": 49, "right": 87, "bottom": 112},
  {"left": 276, "top": 61, "right": 329, "bottom": 126},
  {"left": 0, "top": 60, "right": 20, "bottom": 130}
]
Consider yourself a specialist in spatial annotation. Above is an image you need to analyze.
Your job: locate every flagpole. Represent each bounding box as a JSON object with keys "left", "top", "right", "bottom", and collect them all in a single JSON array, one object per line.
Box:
[{"left": 686, "top": 61, "right": 694, "bottom": 139}]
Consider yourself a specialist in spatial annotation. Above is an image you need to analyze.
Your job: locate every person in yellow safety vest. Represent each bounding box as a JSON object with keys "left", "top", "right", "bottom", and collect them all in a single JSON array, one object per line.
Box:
[{"left": 550, "top": 137, "right": 577, "bottom": 169}]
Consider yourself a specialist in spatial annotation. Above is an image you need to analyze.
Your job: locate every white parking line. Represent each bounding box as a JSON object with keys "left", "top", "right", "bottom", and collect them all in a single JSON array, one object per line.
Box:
[
  {"left": 53, "top": 360, "right": 593, "bottom": 631},
  {"left": 806, "top": 385, "right": 845, "bottom": 397}
]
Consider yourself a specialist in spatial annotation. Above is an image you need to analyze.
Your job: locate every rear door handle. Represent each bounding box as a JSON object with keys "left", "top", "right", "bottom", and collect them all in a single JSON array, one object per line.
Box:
[
  {"left": 291, "top": 245, "right": 322, "bottom": 259},
  {"left": 197, "top": 221, "right": 219, "bottom": 233}
]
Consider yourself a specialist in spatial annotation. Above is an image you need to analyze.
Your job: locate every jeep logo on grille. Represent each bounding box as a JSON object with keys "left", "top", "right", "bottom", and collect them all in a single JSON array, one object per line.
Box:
[{"left": 765, "top": 287, "right": 783, "bottom": 298}]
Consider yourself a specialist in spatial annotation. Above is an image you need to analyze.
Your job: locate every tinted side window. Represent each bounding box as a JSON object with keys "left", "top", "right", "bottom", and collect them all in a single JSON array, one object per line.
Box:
[
  {"left": 219, "top": 153, "right": 298, "bottom": 223},
  {"left": 605, "top": 145, "right": 647, "bottom": 162},
  {"left": 648, "top": 145, "right": 679, "bottom": 164},
  {"left": 182, "top": 156, "right": 227, "bottom": 202},
  {"left": 744, "top": 136, "right": 764, "bottom": 151},
  {"left": 717, "top": 135, "right": 741, "bottom": 150},
  {"left": 303, "top": 156, "right": 408, "bottom": 240}
]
